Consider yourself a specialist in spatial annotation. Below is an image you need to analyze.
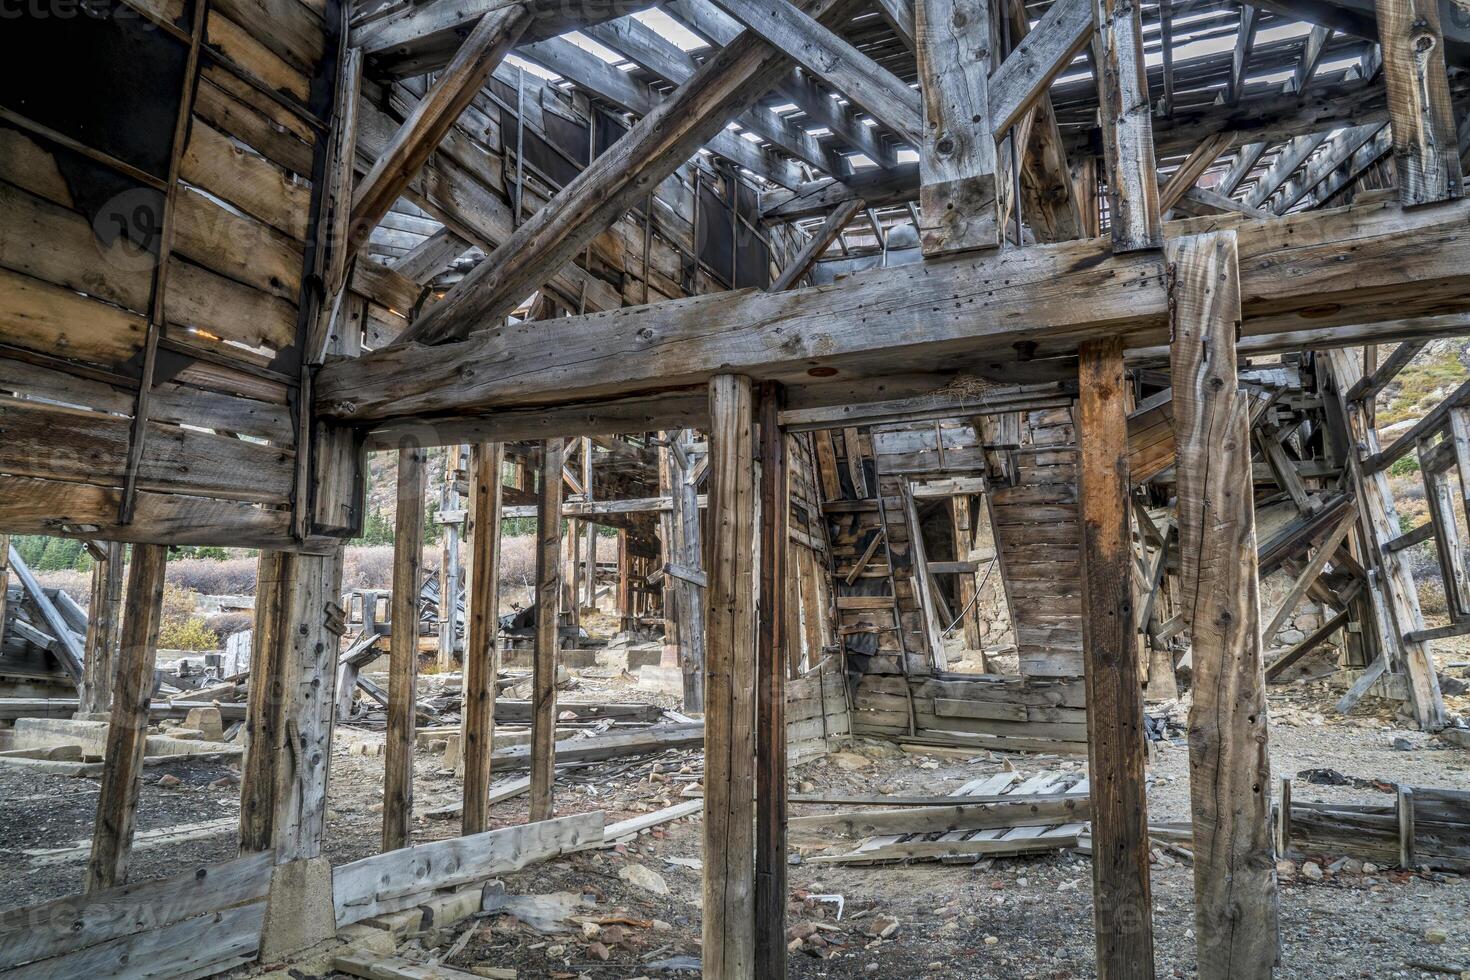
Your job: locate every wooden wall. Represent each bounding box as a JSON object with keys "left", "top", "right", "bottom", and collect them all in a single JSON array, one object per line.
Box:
[
  {"left": 849, "top": 671, "right": 1089, "bottom": 754},
  {"left": 0, "top": 0, "right": 344, "bottom": 549}
]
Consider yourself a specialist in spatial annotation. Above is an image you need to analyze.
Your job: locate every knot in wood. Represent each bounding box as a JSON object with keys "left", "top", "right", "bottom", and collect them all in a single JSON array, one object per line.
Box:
[
  {"left": 1208, "top": 375, "right": 1225, "bottom": 391},
  {"left": 936, "top": 136, "right": 956, "bottom": 156},
  {"left": 637, "top": 326, "right": 655, "bottom": 341}
]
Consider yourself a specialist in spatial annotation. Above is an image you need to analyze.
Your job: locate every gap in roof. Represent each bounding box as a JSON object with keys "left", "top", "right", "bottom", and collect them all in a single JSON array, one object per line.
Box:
[
  {"left": 633, "top": 8, "right": 708, "bottom": 51},
  {"left": 564, "top": 31, "right": 627, "bottom": 65},
  {"left": 504, "top": 53, "right": 560, "bottom": 81}
]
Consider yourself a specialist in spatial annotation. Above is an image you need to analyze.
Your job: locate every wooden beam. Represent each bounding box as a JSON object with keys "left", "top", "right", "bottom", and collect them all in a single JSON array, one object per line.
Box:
[
  {"left": 531, "top": 439, "right": 564, "bottom": 823},
  {"left": 1093, "top": 0, "right": 1162, "bottom": 250},
  {"left": 1228, "top": 4, "right": 1259, "bottom": 104},
  {"left": 1273, "top": 123, "right": 1385, "bottom": 213},
  {"left": 873, "top": 0, "right": 916, "bottom": 50},
  {"left": 384, "top": 447, "right": 426, "bottom": 852},
  {"left": 770, "top": 198, "right": 864, "bottom": 291},
  {"left": 707, "top": 0, "right": 923, "bottom": 146},
  {"left": 318, "top": 198, "right": 1470, "bottom": 429},
  {"left": 1078, "top": 336, "right": 1155, "bottom": 978},
  {"left": 86, "top": 543, "right": 167, "bottom": 892},
  {"left": 1247, "top": 132, "right": 1333, "bottom": 209},
  {"left": 1169, "top": 231, "right": 1278, "bottom": 978},
  {"left": 705, "top": 374, "right": 757, "bottom": 979},
  {"left": 1349, "top": 339, "right": 1426, "bottom": 401},
  {"left": 916, "top": 0, "right": 1000, "bottom": 254},
  {"left": 1263, "top": 511, "right": 1355, "bottom": 639},
  {"left": 1159, "top": 133, "right": 1235, "bottom": 212},
  {"left": 754, "top": 383, "right": 788, "bottom": 979},
  {"left": 1375, "top": 0, "right": 1464, "bottom": 204},
  {"left": 462, "top": 442, "right": 504, "bottom": 836},
  {"left": 395, "top": 0, "right": 861, "bottom": 345},
  {"left": 349, "top": 8, "right": 530, "bottom": 255}
]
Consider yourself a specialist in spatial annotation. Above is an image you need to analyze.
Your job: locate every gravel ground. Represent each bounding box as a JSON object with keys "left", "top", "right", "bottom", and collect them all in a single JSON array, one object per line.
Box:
[{"left": 2, "top": 655, "right": 1467, "bottom": 978}]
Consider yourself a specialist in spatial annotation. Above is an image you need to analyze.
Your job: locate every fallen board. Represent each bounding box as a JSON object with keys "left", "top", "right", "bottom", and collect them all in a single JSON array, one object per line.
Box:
[{"left": 808, "top": 769, "right": 1088, "bottom": 865}]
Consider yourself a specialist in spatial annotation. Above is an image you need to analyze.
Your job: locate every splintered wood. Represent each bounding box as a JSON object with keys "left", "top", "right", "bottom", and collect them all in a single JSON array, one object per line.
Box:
[
  {"left": 805, "top": 770, "right": 1089, "bottom": 865},
  {"left": 1168, "top": 231, "right": 1279, "bottom": 979}
]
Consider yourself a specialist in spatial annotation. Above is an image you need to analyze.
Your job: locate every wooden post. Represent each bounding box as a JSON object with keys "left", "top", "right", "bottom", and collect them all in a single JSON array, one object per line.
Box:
[
  {"left": 617, "top": 529, "right": 633, "bottom": 630},
  {"left": 582, "top": 438, "right": 597, "bottom": 613},
  {"left": 274, "top": 550, "right": 346, "bottom": 863},
  {"left": 531, "top": 438, "right": 565, "bottom": 823},
  {"left": 1397, "top": 784, "right": 1416, "bottom": 868},
  {"left": 240, "top": 551, "right": 293, "bottom": 854},
  {"left": 1169, "top": 230, "right": 1279, "bottom": 979},
  {"left": 704, "top": 374, "right": 757, "bottom": 980},
  {"left": 86, "top": 543, "right": 167, "bottom": 892},
  {"left": 463, "top": 442, "right": 505, "bottom": 835},
  {"left": 670, "top": 430, "right": 707, "bottom": 711},
  {"left": 915, "top": 0, "right": 1000, "bottom": 255},
  {"left": 657, "top": 437, "right": 682, "bottom": 671},
  {"left": 80, "top": 541, "right": 125, "bottom": 715},
  {"left": 755, "top": 382, "right": 788, "bottom": 978},
  {"left": 0, "top": 534, "right": 8, "bottom": 647},
  {"left": 1373, "top": 0, "right": 1463, "bottom": 205},
  {"left": 950, "top": 497, "right": 984, "bottom": 651},
  {"left": 1078, "top": 336, "right": 1156, "bottom": 978},
  {"left": 384, "top": 446, "right": 426, "bottom": 852},
  {"left": 438, "top": 445, "right": 463, "bottom": 672},
  {"left": 1093, "top": 0, "right": 1161, "bottom": 251}
]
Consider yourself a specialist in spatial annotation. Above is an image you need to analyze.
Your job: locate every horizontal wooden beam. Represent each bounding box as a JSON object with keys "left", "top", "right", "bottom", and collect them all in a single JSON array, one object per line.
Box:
[{"left": 319, "top": 199, "right": 1470, "bottom": 432}]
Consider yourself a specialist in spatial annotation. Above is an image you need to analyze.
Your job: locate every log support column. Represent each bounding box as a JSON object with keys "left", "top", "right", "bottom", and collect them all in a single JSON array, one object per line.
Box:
[
  {"left": 463, "top": 442, "right": 505, "bottom": 835},
  {"left": 531, "top": 438, "right": 565, "bottom": 823},
  {"left": 1078, "top": 336, "right": 1155, "bottom": 978},
  {"left": 1169, "top": 230, "right": 1279, "bottom": 978},
  {"left": 704, "top": 374, "right": 758, "bottom": 979},
  {"left": 384, "top": 446, "right": 427, "bottom": 852},
  {"left": 86, "top": 543, "right": 167, "bottom": 891},
  {"left": 755, "top": 382, "right": 789, "bottom": 978}
]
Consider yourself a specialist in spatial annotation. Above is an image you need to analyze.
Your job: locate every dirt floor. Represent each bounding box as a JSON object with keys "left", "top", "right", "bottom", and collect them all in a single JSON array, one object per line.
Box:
[{"left": 1, "top": 652, "right": 1468, "bottom": 978}]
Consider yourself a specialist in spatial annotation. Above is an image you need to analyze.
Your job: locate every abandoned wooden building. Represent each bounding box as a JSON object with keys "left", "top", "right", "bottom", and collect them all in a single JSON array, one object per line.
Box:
[{"left": 1, "top": 0, "right": 1469, "bottom": 974}]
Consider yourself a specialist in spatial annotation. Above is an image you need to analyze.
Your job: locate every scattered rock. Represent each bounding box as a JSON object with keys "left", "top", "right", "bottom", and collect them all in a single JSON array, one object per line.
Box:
[
  {"left": 1301, "top": 861, "right": 1324, "bottom": 882},
  {"left": 1391, "top": 736, "right": 1415, "bottom": 752},
  {"left": 827, "top": 752, "right": 872, "bottom": 771},
  {"left": 619, "top": 863, "right": 670, "bottom": 896},
  {"left": 1276, "top": 859, "right": 1297, "bottom": 876},
  {"left": 156, "top": 773, "right": 182, "bottom": 788},
  {"left": 1425, "top": 928, "right": 1448, "bottom": 945}
]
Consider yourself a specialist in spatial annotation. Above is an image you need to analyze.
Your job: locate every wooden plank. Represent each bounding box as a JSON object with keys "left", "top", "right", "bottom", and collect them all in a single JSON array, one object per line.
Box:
[
  {"left": 1375, "top": 0, "right": 1464, "bottom": 204},
  {"left": 1078, "top": 334, "right": 1155, "bottom": 978},
  {"left": 0, "top": 852, "right": 271, "bottom": 971},
  {"left": 349, "top": 5, "right": 530, "bottom": 253},
  {"left": 179, "top": 116, "right": 310, "bottom": 240},
  {"left": 0, "top": 901, "right": 264, "bottom": 980},
  {"left": 916, "top": 0, "right": 999, "bottom": 255},
  {"left": 791, "top": 796, "right": 1089, "bottom": 837},
  {"left": 239, "top": 551, "right": 289, "bottom": 854},
  {"left": 334, "top": 952, "right": 485, "bottom": 980},
  {"left": 531, "top": 438, "right": 564, "bottom": 822},
  {"left": 333, "top": 812, "right": 604, "bottom": 926},
  {"left": 1347, "top": 339, "right": 1427, "bottom": 402},
  {"left": 384, "top": 446, "right": 426, "bottom": 852},
  {"left": 755, "top": 383, "right": 788, "bottom": 979},
  {"left": 462, "top": 443, "right": 504, "bottom": 836},
  {"left": 1169, "top": 231, "right": 1278, "bottom": 978},
  {"left": 705, "top": 374, "right": 757, "bottom": 980},
  {"left": 1264, "top": 606, "right": 1353, "bottom": 680},
  {"left": 85, "top": 544, "right": 167, "bottom": 892}
]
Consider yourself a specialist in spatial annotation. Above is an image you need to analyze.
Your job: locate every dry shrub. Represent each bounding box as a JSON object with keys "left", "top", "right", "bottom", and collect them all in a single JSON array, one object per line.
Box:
[
  {"left": 343, "top": 545, "right": 395, "bottom": 591},
  {"left": 500, "top": 534, "right": 535, "bottom": 590},
  {"left": 204, "top": 611, "right": 253, "bottom": 640},
  {"left": 158, "top": 584, "right": 219, "bottom": 651},
  {"left": 32, "top": 569, "right": 89, "bottom": 605},
  {"left": 167, "top": 556, "right": 257, "bottom": 596}
]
